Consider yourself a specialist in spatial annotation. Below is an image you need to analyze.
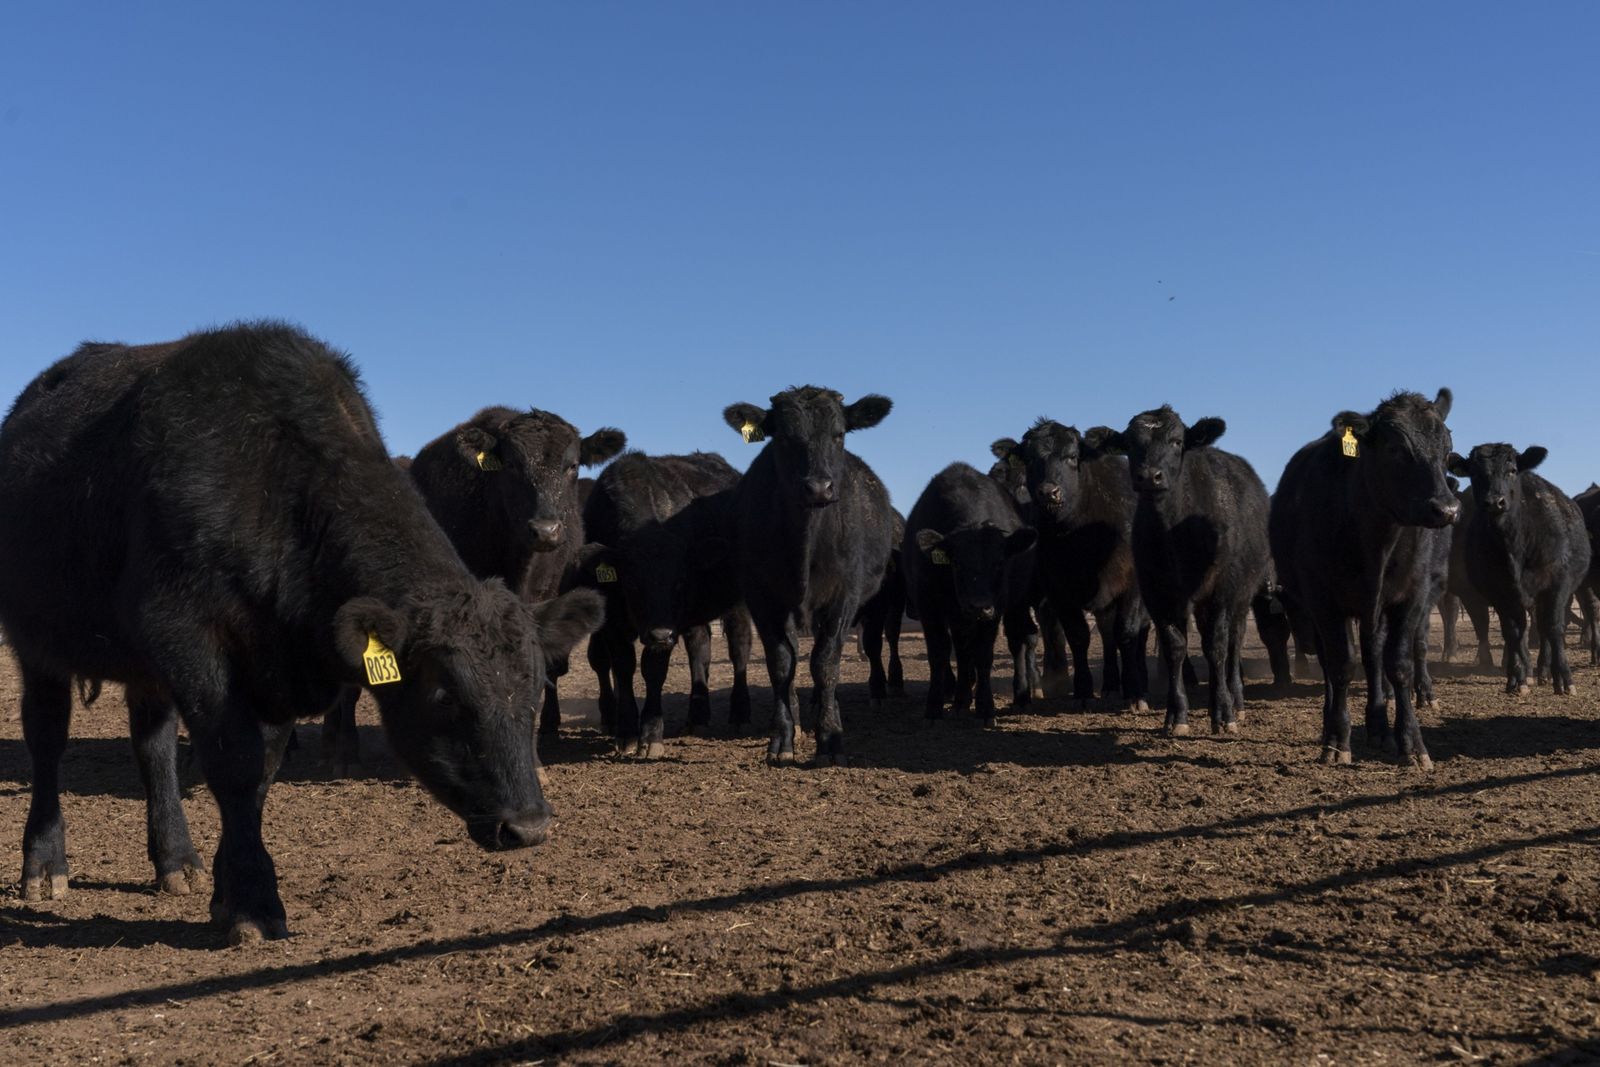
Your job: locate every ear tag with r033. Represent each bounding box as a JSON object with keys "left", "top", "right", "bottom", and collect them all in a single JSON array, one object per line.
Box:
[
  {"left": 1340, "top": 427, "right": 1359, "bottom": 459},
  {"left": 363, "top": 633, "right": 402, "bottom": 686}
]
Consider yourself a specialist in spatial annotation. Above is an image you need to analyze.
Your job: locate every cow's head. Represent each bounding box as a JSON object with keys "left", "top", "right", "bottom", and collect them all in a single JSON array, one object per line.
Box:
[
  {"left": 573, "top": 521, "right": 730, "bottom": 651},
  {"left": 723, "top": 387, "right": 891, "bottom": 508},
  {"left": 995, "top": 420, "right": 1104, "bottom": 528},
  {"left": 1448, "top": 443, "right": 1546, "bottom": 520},
  {"left": 1332, "top": 388, "right": 1458, "bottom": 528},
  {"left": 334, "top": 583, "right": 604, "bottom": 851},
  {"left": 915, "top": 523, "right": 1035, "bottom": 622},
  {"left": 456, "top": 409, "right": 625, "bottom": 552},
  {"left": 1093, "top": 406, "right": 1225, "bottom": 496},
  {"left": 988, "top": 437, "right": 1030, "bottom": 508}
]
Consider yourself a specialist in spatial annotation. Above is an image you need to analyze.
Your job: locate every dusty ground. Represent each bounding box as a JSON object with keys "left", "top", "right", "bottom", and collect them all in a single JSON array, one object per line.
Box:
[{"left": 3, "top": 619, "right": 1599, "bottom": 1066}]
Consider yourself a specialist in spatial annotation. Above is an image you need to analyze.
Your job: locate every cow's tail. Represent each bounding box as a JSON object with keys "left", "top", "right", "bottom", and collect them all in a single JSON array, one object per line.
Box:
[{"left": 75, "top": 677, "right": 103, "bottom": 706}]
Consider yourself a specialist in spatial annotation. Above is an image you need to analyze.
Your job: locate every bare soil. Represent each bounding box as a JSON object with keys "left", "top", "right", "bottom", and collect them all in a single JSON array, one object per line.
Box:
[{"left": 3, "top": 621, "right": 1600, "bottom": 1066}]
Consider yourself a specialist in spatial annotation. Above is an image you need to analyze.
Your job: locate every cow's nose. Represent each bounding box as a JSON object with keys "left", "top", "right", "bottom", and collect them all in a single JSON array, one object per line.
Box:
[
  {"left": 1146, "top": 469, "right": 1165, "bottom": 487},
  {"left": 1430, "top": 499, "right": 1462, "bottom": 526},
  {"left": 1039, "top": 482, "right": 1064, "bottom": 507},
  {"left": 645, "top": 627, "right": 675, "bottom": 648},
  {"left": 529, "top": 519, "right": 564, "bottom": 547},
  {"left": 1488, "top": 496, "right": 1508, "bottom": 514},
  {"left": 803, "top": 478, "right": 836, "bottom": 505}
]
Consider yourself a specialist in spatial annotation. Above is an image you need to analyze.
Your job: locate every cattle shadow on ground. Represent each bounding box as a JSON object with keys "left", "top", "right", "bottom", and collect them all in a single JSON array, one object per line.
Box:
[
  {"left": 1424, "top": 713, "right": 1600, "bottom": 761},
  {"left": 2, "top": 762, "right": 1590, "bottom": 1007}
]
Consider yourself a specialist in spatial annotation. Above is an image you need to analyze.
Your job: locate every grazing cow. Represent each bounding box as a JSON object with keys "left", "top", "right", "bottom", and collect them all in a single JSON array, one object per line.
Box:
[
  {"left": 0, "top": 323, "right": 602, "bottom": 943},
  {"left": 1269, "top": 389, "right": 1459, "bottom": 768},
  {"left": 856, "top": 508, "right": 908, "bottom": 706},
  {"left": 1448, "top": 444, "right": 1591, "bottom": 695},
  {"left": 722, "top": 386, "right": 895, "bottom": 765},
  {"left": 993, "top": 421, "right": 1150, "bottom": 709},
  {"left": 903, "top": 463, "right": 1036, "bottom": 725},
  {"left": 1095, "top": 408, "right": 1269, "bottom": 735},
  {"left": 408, "top": 406, "right": 625, "bottom": 736},
  {"left": 573, "top": 451, "right": 753, "bottom": 758},
  {"left": 1575, "top": 484, "right": 1600, "bottom": 664}
]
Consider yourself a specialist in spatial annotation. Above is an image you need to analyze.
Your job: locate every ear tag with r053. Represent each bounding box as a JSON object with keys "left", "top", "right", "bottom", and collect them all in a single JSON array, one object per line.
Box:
[
  {"left": 931, "top": 548, "right": 951, "bottom": 566},
  {"left": 1340, "top": 427, "right": 1359, "bottom": 459},
  {"left": 476, "top": 451, "right": 503, "bottom": 472},
  {"left": 363, "top": 633, "right": 402, "bottom": 686},
  {"left": 595, "top": 563, "right": 618, "bottom": 584}
]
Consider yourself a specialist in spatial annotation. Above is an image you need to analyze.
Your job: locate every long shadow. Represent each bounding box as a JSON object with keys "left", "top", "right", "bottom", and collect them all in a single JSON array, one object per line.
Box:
[
  {"left": 3, "top": 762, "right": 1593, "bottom": 1030},
  {"left": 1426, "top": 713, "right": 1600, "bottom": 761}
]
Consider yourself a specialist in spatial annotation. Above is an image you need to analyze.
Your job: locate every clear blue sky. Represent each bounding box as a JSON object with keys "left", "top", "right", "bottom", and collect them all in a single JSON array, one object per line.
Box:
[{"left": 3, "top": 3, "right": 1597, "bottom": 506}]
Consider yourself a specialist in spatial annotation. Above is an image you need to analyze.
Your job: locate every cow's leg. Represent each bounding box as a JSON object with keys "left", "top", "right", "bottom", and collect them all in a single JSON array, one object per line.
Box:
[
  {"left": 1412, "top": 615, "right": 1437, "bottom": 710},
  {"left": 19, "top": 663, "right": 72, "bottom": 901},
  {"left": 1465, "top": 594, "right": 1494, "bottom": 669},
  {"left": 973, "top": 619, "right": 1001, "bottom": 726},
  {"left": 1094, "top": 610, "right": 1122, "bottom": 706},
  {"left": 1037, "top": 599, "right": 1072, "bottom": 700},
  {"left": 724, "top": 608, "right": 754, "bottom": 730},
  {"left": 755, "top": 611, "right": 800, "bottom": 765},
  {"left": 538, "top": 675, "right": 563, "bottom": 738},
  {"left": 1384, "top": 603, "right": 1432, "bottom": 770},
  {"left": 1061, "top": 606, "right": 1095, "bottom": 705},
  {"left": 588, "top": 626, "right": 616, "bottom": 737},
  {"left": 609, "top": 630, "right": 642, "bottom": 756},
  {"left": 1157, "top": 615, "right": 1190, "bottom": 735},
  {"left": 191, "top": 696, "right": 293, "bottom": 944},
  {"left": 1109, "top": 606, "right": 1150, "bottom": 713},
  {"left": 1312, "top": 609, "right": 1355, "bottom": 764},
  {"left": 684, "top": 624, "right": 714, "bottom": 732},
  {"left": 1578, "top": 587, "right": 1600, "bottom": 667},
  {"left": 924, "top": 612, "right": 952, "bottom": 720},
  {"left": 637, "top": 641, "right": 674, "bottom": 759},
  {"left": 127, "top": 686, "right": 207, "bottom": 895},
  {"left": 1538, "top": 589, "right": 1576, "bottom": 695},
  {"left": 1228, "top": 603, "right": 1247, "bottom": 715},
  {"left": 951, "top": 632, "right": 976, "bottom": 716},
  {"left": 1358, "top": 613, "right": 1392, "bottom": 751},
  {"left": 319, "top": 686, "right": 361, "bottom": 773},
  {"left": 809, "top": 601, "right": 854, "bottom": 766},
  {"left": 1003, "top": 602, "right": 1037, "bottom": 707},
  {"left": 1438, "top": 593, "right": 1459, "bottom": 663},
  {"left": 1500, "top": 600, "right": 1530, "bottom": 695},
  {"left": 1256, "top": 597, "right": 1293, "bottom": 695},
  {"left": 858, "top": 594, "right": 889, "bottom": 709},
  {"left": 1199, "top": 604, "right": 1234, "bottom": 735},
  {"left": 885, "top": 584, "right": 906, "bottom": 697}
]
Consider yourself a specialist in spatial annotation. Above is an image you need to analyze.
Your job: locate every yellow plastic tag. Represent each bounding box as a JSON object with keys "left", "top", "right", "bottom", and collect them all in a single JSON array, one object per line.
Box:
[
  {"left": 1340, "top": 427, "right": 1359, "bottom": 459},
  {"left": 740, "top": 422, "right": 765, "bottom": 444},
  {"left": 931, "top": 548, "right": 951, "bottom": 565},
  {"left": 595, "top": 563, "right": 618, "bottom": 584},
  {"left": 476, "top": 450, "right": 503, "bottom": 471},
  {"left": 363, "top": 633, "right": 402, "bottom": 686}
]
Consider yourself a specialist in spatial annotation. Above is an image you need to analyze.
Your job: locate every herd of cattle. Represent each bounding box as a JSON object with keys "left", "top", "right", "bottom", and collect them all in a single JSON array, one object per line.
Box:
[{"left": 0, "top": 322, "right": 1596, "bottom": 946}]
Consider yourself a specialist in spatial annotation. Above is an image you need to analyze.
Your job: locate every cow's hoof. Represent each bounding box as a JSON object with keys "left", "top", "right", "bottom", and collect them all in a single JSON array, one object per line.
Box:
[
  {"left": 535, "top": 765, "right": 550, "bottom": 788},
  {"left": 615, "top": 739, "right": 641, "bottom": 759},
  {"left": 766, "top": 751, "right": 796, "bottom": 767},
  {"left": 1511, "top": 684, "right": 1530, "bottom": 697},
  {"left": 22, "top": 874, "right": 68, "bottom": 902},
  {"left": 1224, "top": 722, "right": 1240, "bottom": 737},
  {"left": 1407, "top": 753, "right": 1435, "bottom": 772},
  {"left": 158, "top": 865, "right": 208, "bottom": 896},
  {"left": 1126, "top": 699, "right": 1150, "bottom": 714},
  {"left": 982, "top": 716, "right": 998, "bottom": 729},
  {"left": 227, "top": 917, "right": 289, "bottom": 946},
  {"left": 643, "top": 741, "right": 666, "bottom": 760},
  {"left": 1167, "top": 723, "right": 1191, "bottom": 737},
  {"left": 1319, "top": 746, "right": 1353, "bottom": 766},
  {"left": 814, "top": 752, "right": 849, "bottom": 768}
]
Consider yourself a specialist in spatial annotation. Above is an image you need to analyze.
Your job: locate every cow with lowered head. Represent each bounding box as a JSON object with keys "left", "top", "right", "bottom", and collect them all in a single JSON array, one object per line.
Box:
[
  {"left": 904, "top": 463, "right": 1036, "bottom": 726},
  {"left": 722, "top": 386, "right": 895, "bottom": 765},
  {"left": 1448, "top": 444, "right": 1591, "bottom": 695},
  {"left": 572, "top": 451, "right": 753, "bottom": 758},
  {"left": 0, "top": 323, "right": 603, "bottom": 944},
  {"left": 993, "top": 421, "right": 1151, "bottom": 710},
  {"left": 408, "top": 406, "right": 625, "bottom": 736},
  {"left": 1094, "top": 407, "right": 1269, "bottom": 736},
  {"left": 1270, "top": 389, "right": 1459, "bottom": 769}
]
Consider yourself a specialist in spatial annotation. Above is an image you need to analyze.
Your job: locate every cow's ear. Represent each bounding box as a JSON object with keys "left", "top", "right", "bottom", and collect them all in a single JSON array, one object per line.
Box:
[
  {"left": 1185, "top": 417, "right": 1226, "bottom": 449},
  {"left": 457, "top": 427, "right": 501, "bottom": 470},
  {"left": 1332, "top": 412, "right": 1370, "bottom": 439},
  {"left": 1517, "top": 446, "right": 1547, "bottom": 472},
  {"left": 844, "top": 394, "right": 892, "bottom": 431},
  {"left": 529, "top": 589, "right": 605, "bottom": 663},
  {"left": 723, "top": 403, "right": 769, "bottom": 443},
  {"left": 1446, "top": 452, "right": 1470, "bottom": 478},
  {"left": 692, "top": 536, "right": 731, "bottom": 570},
  {"left": 1433, "top": 387, "right": 1453, "bottom": 421},
  {"left": 990, "top": 437, "right": 1019, "bottom": 460},
  {"left": 1004, "top": 527, "right": 1036, "bottom": 557},
  {"left": 1084, "top": 426, "right": 1122, "bottom": 457},
  {"left": 580, "top": 428, "right": 626, "bottom": 467},
  {"left": 333, "top": 597, "right": 408, "bottom": 675},
  {"left": 915, "top": 528, "right": 945, "bottom": 556}
]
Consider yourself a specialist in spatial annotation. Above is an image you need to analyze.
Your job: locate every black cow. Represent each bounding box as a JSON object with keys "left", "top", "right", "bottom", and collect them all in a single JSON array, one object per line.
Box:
[
  {"left": 1448, "top": 444, "right": 1591, "bottom": 695},
  {"left": 1438, "top": 487, "right": 1496, "bottom": 669},
  {"left": 408, "top": 406, "right": 625, "bottom": 736},
  {"left": 1575, "top": 484, "right": 1600, "bottom": 664},
  {"left": 856, "top": 508, "right": 907, "bottom": 707},
  {"left": 1251, "top": 568, "right": 1301, "bottom": 695},
  {"left": 0, "top": 324, "right": 602, "bottom": 943},
  {"left": 1096, "top": 408, "right": 1270, "bottom": 735},
  {"left": 987, "top": 443, "right": 1073, "bottom": 705},
  {"left": 573, "top": 451, "right": 753, "bottom": 758},
  {"left": 993, "top": 422, "right": 1150, "bottom": 709},
  {"left": 903, "top": 463, "right": 1036, "bottom": 725},
  {"left": 722, "top": 386, "right": 895, "bottom": 765},
  {"left": 1269, "top": 389, "right": 1459, "bottom": 768}
]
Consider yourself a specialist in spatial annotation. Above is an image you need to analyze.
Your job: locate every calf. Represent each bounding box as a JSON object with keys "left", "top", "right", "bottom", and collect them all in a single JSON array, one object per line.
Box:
[
  {"left": 408, "top": 406, "right": 624, "bottom": 736},
  {"left": 1096, "top": 408, "right": 1269, "bottom": 735},
  {"left": 722, "top": 386, "right": 895, "bottom": 765},
  {"left": 573, "top": 451, "right": 753, "bottom": 758},
  {"left": 903, "top": 463, "right": 1036, "bottom": 725},
  {"left": 993, "top": 421, "right": 1150, "bottom": 709},
  {"left": 1269, "top": 389, "right": 1459, "bottom": 768},
  {"left": 0, "top": 323, "right": 602, "bottom": 944},
  {"left": 1449, "top": 444, "right": 1591, "bottom": 695}
]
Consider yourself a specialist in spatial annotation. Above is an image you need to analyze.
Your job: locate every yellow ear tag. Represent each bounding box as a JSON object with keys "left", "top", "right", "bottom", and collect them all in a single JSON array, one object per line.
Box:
[
  {"left": 1340, "top": 427, "right": 1359, "bottom": 459},
  {"left": 362, "top": 633, "right": 402, "bottom": 686},
  {"left": 476, "top": 451, "right": 503, "bottom": 472},
  {"left": 595, "top": 563, "right": 618, "bottom": 584},
  {"left": 740, "top": 422, "right": 764, "bottom": 444},
  {"left": 931, "top": 548, "right": 951, "bottom": 565}
]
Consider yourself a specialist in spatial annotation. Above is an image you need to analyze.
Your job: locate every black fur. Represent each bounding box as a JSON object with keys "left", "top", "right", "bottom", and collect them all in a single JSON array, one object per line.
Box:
[
  {"left": 1269, "top": 389, "right": 1458, "bottom": 768},
  {"left": 721, "top": 386, "right": 895, "bottom": 765},
  {"left": 0, "top": 323, "right": 602, "bottom": 943}
]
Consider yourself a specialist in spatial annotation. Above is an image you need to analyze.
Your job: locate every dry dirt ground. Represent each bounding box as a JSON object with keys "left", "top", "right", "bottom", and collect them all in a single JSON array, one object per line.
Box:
[{"left": 3, "top": 620, "right": 1600, "bottom": 1066}]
